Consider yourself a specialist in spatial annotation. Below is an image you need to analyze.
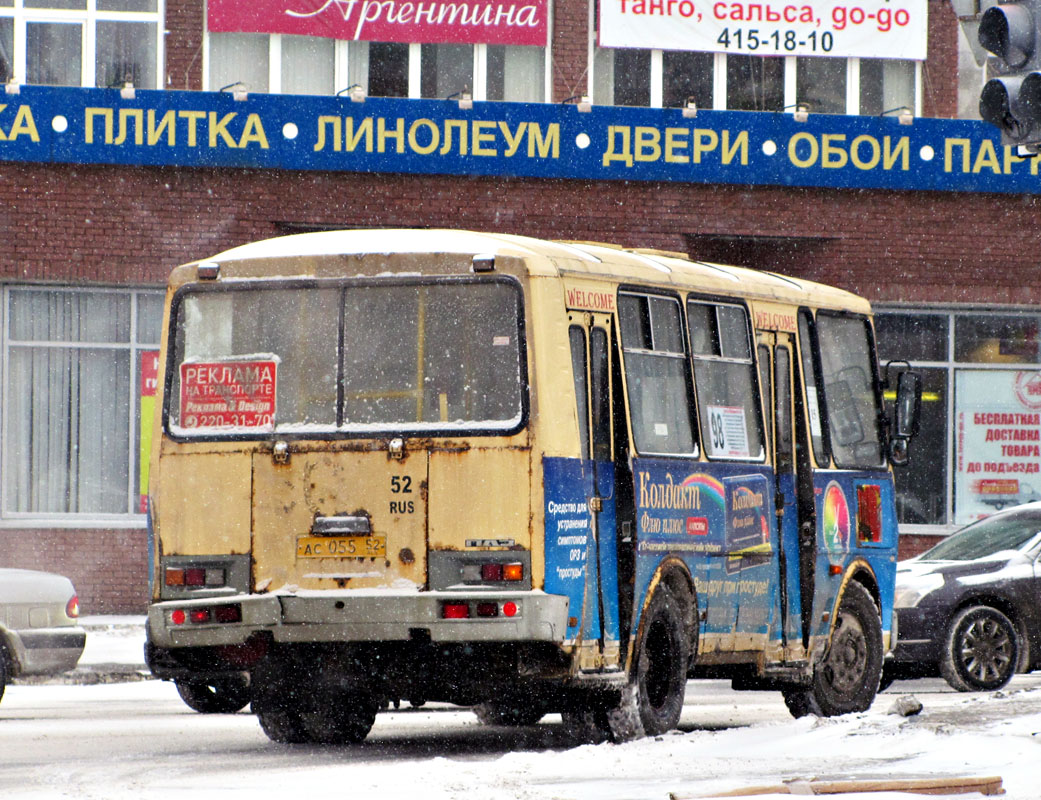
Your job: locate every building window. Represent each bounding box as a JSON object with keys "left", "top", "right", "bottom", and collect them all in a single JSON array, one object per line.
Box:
[
  {"left": 0, "top": 0, "right": 162, "bottom": 88},
  {"left": 859, "top": 58, "right": 916, "bottom": 116},
  {"left": 2, "top": 287, "right": 163, "bottom": 521},
  {"left": 876, "top": 308, "right": 1041, "bottom": 528},
  {"left": 726, "top": 54, "right": 784, "bottom": 111},
  {"left": 593, "top": 49, "right": 917, "bottom": 115},
  {"left": 206, "top": 33, "right": 546, "bottom": 102}
]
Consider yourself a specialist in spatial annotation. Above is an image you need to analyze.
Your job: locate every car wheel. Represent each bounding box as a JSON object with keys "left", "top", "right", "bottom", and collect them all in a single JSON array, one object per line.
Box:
[
  {"left": 783, "top": 582, "right": 883, "bottom": 717},
  {"left": 0, "top": 645, "right": 8, "bottom": 705},
  {"left": 175, "top": 675, "right": 251, "bottom": 714},
  {"left": 940, "top": 605, "right": 1019, "bottom": 692}
]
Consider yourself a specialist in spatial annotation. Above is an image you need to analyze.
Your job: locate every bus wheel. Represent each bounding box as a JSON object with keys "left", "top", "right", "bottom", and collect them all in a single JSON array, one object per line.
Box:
[
  {"left": 301, "top": 694, "right": 380, "bottom": 744},
  {"left": 633, "top": 586, "right": 688, "bottom": 736},
  {"left": 473, "top": 700, "right": 545, "bottom": 726},
  {"left": 560, "top": 686, "right": 641, "bottom": 744},
  {"left": 257, "top": 708, "right": 310, "bottom": 744},
  {"left": 175, "top": 675, "right": 251, "bottom": 714},
  {"left": 783, "top": 582, "right": 882, "bottom": 718}
]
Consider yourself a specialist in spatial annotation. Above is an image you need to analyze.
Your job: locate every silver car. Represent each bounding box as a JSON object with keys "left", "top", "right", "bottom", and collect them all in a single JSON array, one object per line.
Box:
[{"left": 0, "top": 568, "right": 86, "bottom": 701}]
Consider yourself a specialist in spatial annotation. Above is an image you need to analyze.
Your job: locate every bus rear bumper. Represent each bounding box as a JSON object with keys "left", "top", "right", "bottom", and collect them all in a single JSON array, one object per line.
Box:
[{"left": 146, "top": 590, "right": 570, "bottom": 650}]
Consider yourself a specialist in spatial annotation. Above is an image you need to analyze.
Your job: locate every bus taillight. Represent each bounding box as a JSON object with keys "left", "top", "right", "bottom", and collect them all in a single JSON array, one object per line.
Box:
[{"left": 442, "top": 602, "right": 470, "bottom": 619}]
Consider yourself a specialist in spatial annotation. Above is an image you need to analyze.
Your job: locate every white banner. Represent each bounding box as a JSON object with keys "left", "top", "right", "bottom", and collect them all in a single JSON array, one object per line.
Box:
[
  {"left": 599, "top": 0, "right": 927, "bottom": 60},
  {"left": 954, "top": 370, "right": 1041, "bottom": 525}
]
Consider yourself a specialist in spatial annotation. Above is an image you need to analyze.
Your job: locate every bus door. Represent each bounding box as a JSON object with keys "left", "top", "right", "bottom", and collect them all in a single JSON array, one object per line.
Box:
[
  {"left": 757, "top": 331, "right": 810, "bottom": 659},
  {"left": 567, "top": 314, "right": 621, "bottom": 669}
]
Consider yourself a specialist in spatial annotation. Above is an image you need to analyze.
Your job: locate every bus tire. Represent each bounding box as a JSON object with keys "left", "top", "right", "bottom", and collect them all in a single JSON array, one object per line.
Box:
[
  {"left": 473, "top": 700, "right": 545, "bottom": 727},
  {"left": 560, "top": 687, "right": 642, "bottom": 744},
  {"left": 783, "top": 581, "right": 882, "bottom": 718},
  {"left": 633, "top": 585, "right": 688, "bottom": 736},
  {"left": 301, "top": 694, "right": 379, "bottom": 744},
  {"left": 175, "top": 675, "right": 251, "bottom": 714},
  {"left": 257, "top": 709, "right": 310, "bottom": 744}
]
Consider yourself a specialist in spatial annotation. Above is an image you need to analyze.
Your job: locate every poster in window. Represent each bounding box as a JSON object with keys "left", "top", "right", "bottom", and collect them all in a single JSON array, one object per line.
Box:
[
  {"left": 208, "top": 0, "right": 549, "bottom": 46},
  {"left": 954, "top": 370, "right": 1041, "bottom": 524},
  {"left": 707, "top": 404, "right": 750, "bottom": 458},
  {"left": 139, "top": 350, "right": 160, "bottom": 513},
  {"left": 179, "top": 358, "right": 278, "bottom": 431}
]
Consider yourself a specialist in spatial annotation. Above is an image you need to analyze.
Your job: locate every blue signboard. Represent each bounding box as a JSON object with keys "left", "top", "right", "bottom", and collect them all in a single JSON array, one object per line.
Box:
[{"left": 0, "top": 84, "right": 1037, "bottom": 195}]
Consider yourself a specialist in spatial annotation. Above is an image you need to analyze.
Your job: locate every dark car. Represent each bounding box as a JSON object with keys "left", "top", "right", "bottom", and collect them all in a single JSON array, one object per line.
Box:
[{"left": 887, "top": 503, "right": 1041, "bottom": 691}]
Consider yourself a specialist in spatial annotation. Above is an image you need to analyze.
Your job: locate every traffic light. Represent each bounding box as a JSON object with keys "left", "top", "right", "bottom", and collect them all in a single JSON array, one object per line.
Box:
[{"left": 978, "top": 1, "right": 1041, "bottom": 147}]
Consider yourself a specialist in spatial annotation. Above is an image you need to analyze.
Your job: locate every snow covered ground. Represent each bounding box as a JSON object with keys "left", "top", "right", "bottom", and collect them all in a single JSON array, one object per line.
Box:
[{"left": 5, "top": 618, "right": 1038, "bottom": 800}]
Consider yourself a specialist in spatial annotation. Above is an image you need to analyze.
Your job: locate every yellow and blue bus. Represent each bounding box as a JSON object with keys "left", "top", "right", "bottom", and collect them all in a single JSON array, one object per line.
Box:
[{"left": 144, "top": 229, "right": 919, "bottom": 743}]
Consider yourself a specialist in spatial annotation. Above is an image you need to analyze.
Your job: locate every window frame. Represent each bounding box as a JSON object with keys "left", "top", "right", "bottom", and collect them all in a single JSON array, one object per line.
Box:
[
  {"left": 0, "top": 284, "right": 163, "bottom": 527},
  {"left": 685, "top": 295, "right": 766, "bottom": 463},
  {"left": 0, "top": 0, "right": 164, "bottom": 89},
  {"left": 875, "top": 305, "right": 1041, "bottom": 530},
  {"left": 203, "top": 32, "right": 552, "bottom": 102},
  {"left": 617, "top": 288, "right": 699, "bottom": 459},
  {"left": 591, "top": 44, "right": 922, "bottom": 115},
  {"left": 163, "top": 274, "right": 530, "bottom": 443}
]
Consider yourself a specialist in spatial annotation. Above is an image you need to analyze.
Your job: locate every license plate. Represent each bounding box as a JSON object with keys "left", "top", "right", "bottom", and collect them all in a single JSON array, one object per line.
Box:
[{"left": 296, "top": 535, "right": 386, "bottom": 559}]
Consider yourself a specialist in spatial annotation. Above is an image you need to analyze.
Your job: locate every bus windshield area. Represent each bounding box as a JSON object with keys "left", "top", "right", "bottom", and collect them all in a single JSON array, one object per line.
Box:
[
  {"left": 815, "top": 313, "right": 884, "bottom": 469},
  {"left": 167, "top": 279, "right": 524, "bottom": 436}
]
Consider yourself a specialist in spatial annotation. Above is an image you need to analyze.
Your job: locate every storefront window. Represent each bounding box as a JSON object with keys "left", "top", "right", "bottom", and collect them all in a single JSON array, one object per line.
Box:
[
  {"left": 875, "top": 313, "right": 949, "bottom": 363},
  {"left": 209, "top": 32, "right": 269, "bottom": 92},
  {"left": 352, "top": 41, "right": 410, "bottom": 98},
  {"left": 876, "top": 309, "right": 1041, "bottom": 528},
  {"left": 796, "top": 56, "right": 846, "bottom": 114},
  {"left": 726, "top": 54, "right": 784, "bottom": 110},
  {"left": 96, "top": 21, "right": 157, "bottom": 89},
  {"left": 2, "top": 288, "right": 163, "bottom": 520},
  {"left": 593, "top": 50, "right": 918, "bottom": 115},
  {"left": 595, "top": 48, "right": 651, "bottom": 107},
  {"left": 0, "top": 18, "right": 12, "bottom": 83},
  {"left": 1, "top": 1, "right": 160, "bottom": 88},
  {"left": 859, "top": 58, "right": 916, "bottom": 115},
  {"left": 955, "top": 314, "right": 1041, "bottom": 364},
  {"left": 420, "top": 43, "right": 473, "bottom": 99},
  {"left": 282, "top": 34, "right": 334, "bottom": 96},
  {"left": 487, "top": 46, "right": 545, "bottom": 103},
  {"left": 27, "top": 21, "right": 82, "bottom": 86},
  {"left": 206, "top": 34, "right": 544, "bottom": 102}
]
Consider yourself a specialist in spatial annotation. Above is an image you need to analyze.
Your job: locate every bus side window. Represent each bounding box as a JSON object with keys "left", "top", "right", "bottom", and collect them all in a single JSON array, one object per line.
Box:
[
  {"left": 798, "top": 310, "right": 830, "bottom": 467},
  {"left": 757, "top": 344, "right": 772, "bottom": 460},
  {"left": 569, "top": 325, "right": 591, "bottom": 459},
  {"left": 687, "top": 300, "right": 765, "bottom": 461},
  {"left": 618, "top": 293, "right": 698, "bottom": 457},
  {"left": 590, "top": 327, "right": 612, "bottom": 462},
  {"left": 775, "top": 346, "right": 794, "bottom": 472}
]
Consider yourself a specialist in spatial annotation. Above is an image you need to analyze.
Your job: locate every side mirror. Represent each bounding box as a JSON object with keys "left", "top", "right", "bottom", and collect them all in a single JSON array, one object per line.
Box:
[
  {"left": 894, "top": 370, "right": 922, "bottom": 439},
  {"left": 886, "top": 367, "right": 921, "bottom": 466}
]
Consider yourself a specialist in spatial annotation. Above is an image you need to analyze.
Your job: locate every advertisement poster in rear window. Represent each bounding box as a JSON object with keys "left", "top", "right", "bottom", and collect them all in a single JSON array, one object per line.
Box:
[{"left": 954, "top": 370, "right": 1041, "bottom": 524}]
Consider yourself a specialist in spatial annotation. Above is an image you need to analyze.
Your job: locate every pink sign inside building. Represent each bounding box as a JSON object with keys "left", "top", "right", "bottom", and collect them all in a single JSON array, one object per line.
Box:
[{"left": 208, "top": 0, "right": 548, "bottom": 46}]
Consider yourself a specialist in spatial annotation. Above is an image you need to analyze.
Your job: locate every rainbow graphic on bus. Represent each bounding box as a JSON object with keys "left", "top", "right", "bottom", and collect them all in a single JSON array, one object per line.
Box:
[
  {"left": 822, "top": 481, "right": 851, "bottom": 559},
  {"left": 681, "top": 473, "right": 726, "bottom": 510}
]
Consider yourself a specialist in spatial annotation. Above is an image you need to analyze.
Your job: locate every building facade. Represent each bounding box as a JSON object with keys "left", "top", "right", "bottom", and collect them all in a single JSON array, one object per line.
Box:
[{"left": 0, "top": 0, "right": 1036, "bottom": 613}]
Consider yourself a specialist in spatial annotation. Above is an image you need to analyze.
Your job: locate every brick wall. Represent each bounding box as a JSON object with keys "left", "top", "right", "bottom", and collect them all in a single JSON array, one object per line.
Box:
[
  {"left": 1, "top": 529, "right": 148, "bottom": 614},
  {"left": 2, "top": 161, "right": 1038, "bottom": 303}
]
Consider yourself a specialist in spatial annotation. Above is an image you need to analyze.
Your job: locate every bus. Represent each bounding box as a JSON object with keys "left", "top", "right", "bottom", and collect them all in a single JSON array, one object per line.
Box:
[{"left": 144, "top": 229, "right": 920, "bottom": 744}]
